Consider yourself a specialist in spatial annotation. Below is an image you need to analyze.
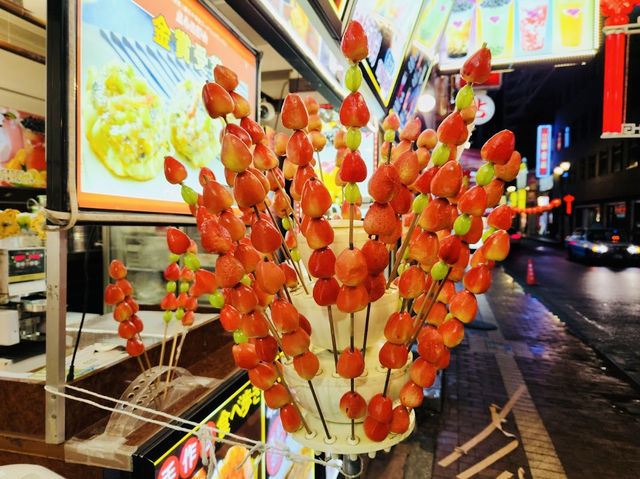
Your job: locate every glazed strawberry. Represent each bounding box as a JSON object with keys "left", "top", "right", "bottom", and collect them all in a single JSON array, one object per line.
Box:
[
  {"left": 487, "top": 204, "right": 513, "bottom": 230},
  {"left": 382, "top": 112, "right": 400, "bottom": 131},
  {"left": 481, "top": 130, "right": 515, "bottom": 165},
  {"left": 202, "top": 81, "right": 234, "bottom": 119},
  {"left": 281, "top": 93, "right": 309, "bottom": 130},
  {"left": 253, "top": 143, "right": 279, "bottom": 171},
  {"left": 221, "top": 133, "right": 252, "bottom": 172},
  {"left": 437, "top": 111, "right": 468, "bottom": 146},
  {"left": 166, "top": 227, "right": 190, "bottom": 255},
  {"left": 341, "top": 21, "right": 369, "bottom": 62},
  {"left": 301, "top": 177, "right": 332, "bottom": 218},
  {"left": 430, "top": 161, "right": 462, "bottom": 198},
  {"left": 460, "top": 44, "right": 492, "bottom": 84},
  {"left": 339, "top": 150, "right": 367, "bottom": 183},
  {"left": 240, "top": 117, "right": 265, "bottom": 144},
  {"left": 163, "top": 156, "right": 187, "bottom": 184},
  {"left": 340, "top": 92, "right": 370, "bottom": 128},
  {"left": 214, "top": 64, "right": 239, "bottom": 91},
  {"left": 368, "top": 163, "right": 401, "bottom": 203}
]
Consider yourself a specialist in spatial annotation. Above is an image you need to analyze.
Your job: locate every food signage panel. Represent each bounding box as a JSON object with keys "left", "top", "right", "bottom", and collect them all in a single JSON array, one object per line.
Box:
[
  {"left": 350, "top": 0, "right": 424, "bottom": 106},
  {"left": 388, "top": 45, "right": 433, "bottom": 128},
  {"left": 0, "top": 107, "right": 45, "bottom": 188},
  {"left": 438, "top": 0, "right": 599, "bottom": 71},
  {"left": 536, "top": 124, "right": 552, "bottom": 178},
  {"left": 76, "top": 0, "right": 257, "bottom": 214},
  {"left": 414, "top": 0, "right": 454, "bottom": 58},
  {"left": 154, "top": 380, "right": 262, "bottom": 479}
]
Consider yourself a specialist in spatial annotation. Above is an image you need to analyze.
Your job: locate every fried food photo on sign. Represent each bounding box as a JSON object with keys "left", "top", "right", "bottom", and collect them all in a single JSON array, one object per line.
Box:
[
  {"left": 84, "top": 63, "right": 169, "bottom": 181},
  {"left": 169, "top": 78, "right": 224, "bottom": 168}
]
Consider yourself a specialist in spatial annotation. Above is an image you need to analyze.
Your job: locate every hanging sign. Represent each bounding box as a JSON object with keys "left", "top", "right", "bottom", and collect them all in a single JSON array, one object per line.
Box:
[{"left": 535, "top": 124, "right": 552, "bottom": 177}]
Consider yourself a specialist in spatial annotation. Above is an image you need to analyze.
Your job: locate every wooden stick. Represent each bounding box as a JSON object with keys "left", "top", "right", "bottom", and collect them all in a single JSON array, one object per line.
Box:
[
  {"left": 163, "top": 322, "right": 180, "bottom": 399},
  {"left": 158, "top": 321, "right": 169, "bottom": 370},
  {"left": 349, "top": 203, "right": 354, "bottom": 249},
  {"left": 361, "top": 303, "right": 372, "bottom": 360},
  {"left": 138, "top": 335, "right": 152, "bottom": 370},
  {"left": 327, "top": 305, "right": 338, "bottom": 371},
  {"left": 136, "top": 355, "right": 147, "bottom": 376},
  {"left": 272, "top": 172, "right": 301, "bottom": 229},
  {"left": 169, "top": 329, "right": 188, "bottom": 380},
  {"left": 264, "top": 205, "right": 309, "bottom": 294},
  {"left": 438, "top": 385, "right": 525, "bottom": 467},
  {"left": 308, "top": 380, "right": 331, "bottom": 440},
  {"left": 316, "top": 151, "right": 325, "bottom": 183},
  {"left": 407, "top": 270, "right": 451, "bottom": 350},
  {"left": 382, "top": 368, "right": 392, "bottom": 398},
  {"left": 273, "top": 361, "right": 312, "bottom": 435},
  {"left": 386, "top": 213, "right": 420, "bottom": 288},
  {"left": 456, "top": 441, "right": 519, "bottom": 479}
]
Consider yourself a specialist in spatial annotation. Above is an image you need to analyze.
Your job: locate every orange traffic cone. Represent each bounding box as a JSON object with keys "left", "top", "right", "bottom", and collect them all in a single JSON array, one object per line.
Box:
[{"left": 526, "top": 259, "right": 537, "bottom": 285}]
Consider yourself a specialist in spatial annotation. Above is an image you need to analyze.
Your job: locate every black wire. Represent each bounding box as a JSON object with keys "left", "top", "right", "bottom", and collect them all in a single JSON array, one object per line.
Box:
[{"left": 66, "top": 226, "right": 95, "bottom": 382}]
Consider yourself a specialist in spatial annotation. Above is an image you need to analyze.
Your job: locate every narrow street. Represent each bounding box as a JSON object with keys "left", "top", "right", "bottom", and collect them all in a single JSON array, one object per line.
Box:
[{"left": 502, "top": 238, "right": 640, "bottom": 388}]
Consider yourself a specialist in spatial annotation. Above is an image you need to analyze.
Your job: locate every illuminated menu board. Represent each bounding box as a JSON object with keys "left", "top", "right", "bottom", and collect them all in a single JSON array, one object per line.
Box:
[
  {"left": 388, "top": 45, "right": 433, "bottom": 128},
  {"left": 351, "top": 0, "right": 424, "bottom": 107},
  {"left": 76, "top": 0, "right": 257, "bottom": 214},
  {"left": 437, "top": 0, "right": 599, "bottom": 71},
  {"left": 414, "top": 0, "right": 454, "bottom": 58}
]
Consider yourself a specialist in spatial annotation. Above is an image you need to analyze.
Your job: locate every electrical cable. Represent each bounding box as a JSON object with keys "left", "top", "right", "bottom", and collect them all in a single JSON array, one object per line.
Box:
[{"left": 66, "top": 226, "right": 95, "bottom": 382}]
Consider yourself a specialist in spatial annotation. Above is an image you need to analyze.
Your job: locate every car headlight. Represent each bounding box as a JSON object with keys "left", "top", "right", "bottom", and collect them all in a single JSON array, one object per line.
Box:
[
  {"left": 627, "top": 245, "right": 640, "bottom": 255},
  {"left": 591, "top": 245, "right": 608, "bottom": 253}
]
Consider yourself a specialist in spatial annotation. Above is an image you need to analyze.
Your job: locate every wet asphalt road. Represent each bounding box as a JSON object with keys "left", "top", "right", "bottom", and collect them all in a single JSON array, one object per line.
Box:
[{"left": 502, "top": 238, "right": 640, "bottom": 388}]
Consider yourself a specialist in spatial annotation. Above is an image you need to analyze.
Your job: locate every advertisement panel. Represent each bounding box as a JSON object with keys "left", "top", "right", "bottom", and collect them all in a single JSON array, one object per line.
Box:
[
  {"left": 437, "top": 0, "right": 599, "bottom": 71},
  {"left": 76, "top": 0, "right": 257, "bottom": 214},
  {"left": 0, "top": 108, "right": 45, "bottom": 188},
  {"left": 388, "top": 45, "right": 433, "bottom": 128},
  {"left": 536, "top": 124, "right": 552, "bottom": 178},
  {"left": 153, "top": 380, "right": 263, "bottom": 479},
  {"left": 350, "top": 0, "right": 424, "bottom": 106}
]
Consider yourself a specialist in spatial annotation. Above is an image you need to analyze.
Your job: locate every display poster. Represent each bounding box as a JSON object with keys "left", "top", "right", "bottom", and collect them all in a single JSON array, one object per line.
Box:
[
  {"left": 0, "top": 107, "right": 45, "bottom": 188},
  {"left": 388, "top": 45, "right": 432, "bottom": 128},
  {"left": 262, "top": 0, "right": 344, "bottom": 88},
  {"left": 265, "top": 407, "right": 315, "bottom": 479},
  {"left": 351, "top": 0, "right": 424, "bottom": 106},
  {"left": 154, "top": 380, "right": 263, "bottom": 479},
  {"left": 536, "top": 124, "right": 552, "bottom": 178},
  {"left": 77, "top": 0, "right": 257, "bottom": 214},
  {"left": 438, "top": 0, "right": 598, "bottom": 71},
  {"left": 414, "top": 0, "right": 454, "bottom": 57}
]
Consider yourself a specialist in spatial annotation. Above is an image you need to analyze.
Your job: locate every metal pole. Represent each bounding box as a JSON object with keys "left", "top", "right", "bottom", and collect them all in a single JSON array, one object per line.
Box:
[{"left": 45, "top": 229, "right": 67, "bottom": 444}]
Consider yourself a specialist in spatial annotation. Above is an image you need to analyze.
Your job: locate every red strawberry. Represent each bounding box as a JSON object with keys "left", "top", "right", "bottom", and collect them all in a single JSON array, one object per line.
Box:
[
  {"left": 340, "top": 92, "right": 370, "bottom": 128},
  {"left": 481, "top": 130, "right": 515, "bottom": 165},
  {"left": 202, "top": 81, "right": 234, "bottom": 119},
  {"left": 382, "top": 112, "right": 400, "bottom": 131},
  {"left": 163, "top": 156, "right": 187, "bottom": 184},
  {"left": 460, "top": 44, "right": 492, "bottom": 84},
  {"left": 458, "top": 186, "right": 488, "bottom": 217},
  {"left": 240, "top": 117, "right": 265, "bottom": 144},
  {"left": 339, "top": 150, "right": 367, "bottom": 183},
  {"left": 286, "top": 130, "right": 313, "bottom": 166},
  {"left": 341, "top": 21, "right": 368, "bottom": 62},
  {"left": 166, "top": 227, "right": 190, "bottom": 255},
  {"left": 281, "top": 94, "right": 309, "bottom": 130},
  {"left": 437, "top": 111, "right": 468, "bottom": 146},
  {"left": 399, "top": 118, "right": 422, "bottom": 142},
  {"left": 214, "top": 65, "right": 238, "bottom": 91}
]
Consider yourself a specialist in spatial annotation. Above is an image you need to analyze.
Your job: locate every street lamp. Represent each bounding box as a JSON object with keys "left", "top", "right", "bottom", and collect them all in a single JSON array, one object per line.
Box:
[{"left": 560, "top": 161, "right": 571, "bottom": 172}]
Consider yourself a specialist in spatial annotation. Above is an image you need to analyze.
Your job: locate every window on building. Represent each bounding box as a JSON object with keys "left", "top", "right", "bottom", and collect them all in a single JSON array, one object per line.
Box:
[
  {"left": 598, "top": 150, "right": 609, "bottom": 176},
  {"left": 627, "top": 140, "right": 639, "bottom": 169},
  {"left": 612, "top": 144, "right": 623, "bottom": 172},
  {"left": 587, "top": 155, "right": 596, "bottom": 178}
]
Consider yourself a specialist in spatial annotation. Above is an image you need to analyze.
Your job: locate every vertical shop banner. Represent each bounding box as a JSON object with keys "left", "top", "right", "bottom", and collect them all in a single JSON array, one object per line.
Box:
[
  {"left": 76, "top": 0, "right": 257, "bottom": 214},
  {"left": 0, "top": 108, "right": 45, "bottom": 188},
  {"left": 154, "top": 381, "right": 262, "bottom": 479},
  {"left": 438, "top": 0, "right": 597, "bottom": 71},
  {"left": 389, "top": 46, "right": 432, "bottom": 128},
  {"left": 536, "top": 124, "right": 552, "bottom": 178},
  {"left": 351, "top": 0, "right": 424, "bottom": 106}
]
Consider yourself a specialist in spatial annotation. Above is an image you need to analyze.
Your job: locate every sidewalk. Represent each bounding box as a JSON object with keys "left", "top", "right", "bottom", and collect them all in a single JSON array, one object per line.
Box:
[{"left": 363, "top": 267, "right": 640, "bottom": 478}]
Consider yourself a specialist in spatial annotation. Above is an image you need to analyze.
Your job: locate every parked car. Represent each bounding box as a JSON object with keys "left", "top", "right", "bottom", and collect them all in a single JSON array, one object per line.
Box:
[{"left": 565, "top": 227, "right": 640, "bottom": 264}]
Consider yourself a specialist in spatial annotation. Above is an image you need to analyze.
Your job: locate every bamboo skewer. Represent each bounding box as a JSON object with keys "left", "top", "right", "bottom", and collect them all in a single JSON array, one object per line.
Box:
[
  {"left": 386, "top": 213, "right": 420, "bottom": 288},
  {"left": 308, "top": 380, "right": 331, "bottom": 440},
  {"left": 157, "top": 322, "right": 169, "bottom": 371},
  {"left": 327, "top": 305, "right": 339, "bottom": 371},
  {"left": 163, "top": 321, "right": 180, "bottom": 399},
  {"left": 407, "top": 270, "right": 451, "bottom": 350},
  {"left": 273, "top": 361, "right": 312, "bottom": 435},
  {"left": 361, "top": 303, "right": 372, "bottom": 361}
]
